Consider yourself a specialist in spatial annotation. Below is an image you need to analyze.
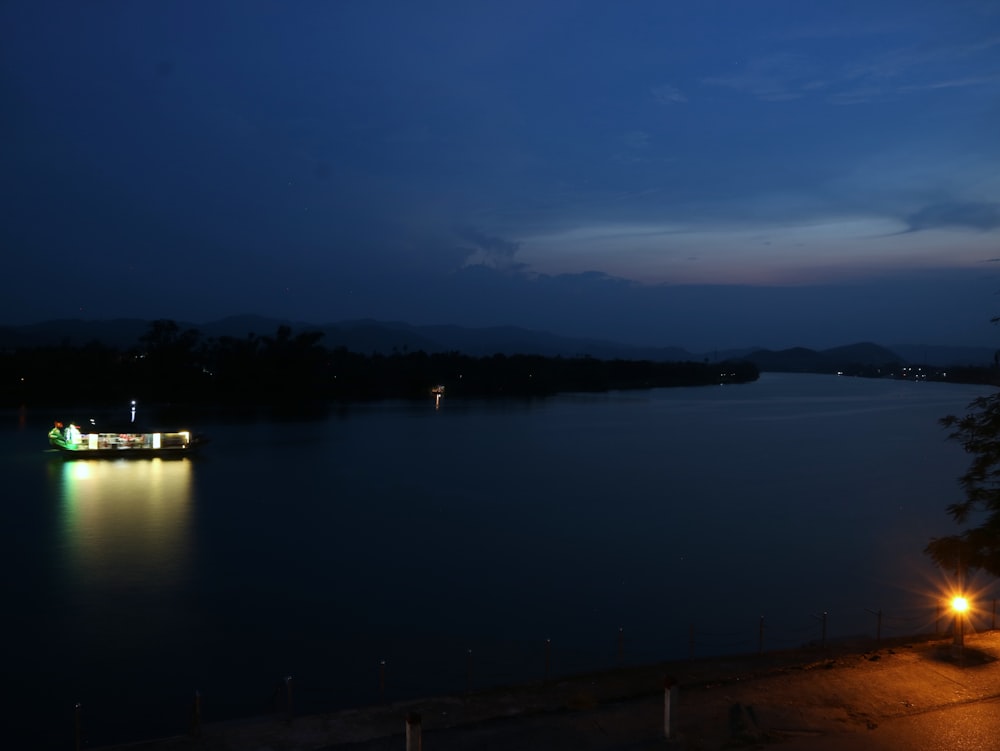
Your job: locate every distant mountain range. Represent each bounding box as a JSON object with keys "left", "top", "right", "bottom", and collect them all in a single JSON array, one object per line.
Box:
[{"left": 0, "top": 315, "right": 996, "bottom": 371}]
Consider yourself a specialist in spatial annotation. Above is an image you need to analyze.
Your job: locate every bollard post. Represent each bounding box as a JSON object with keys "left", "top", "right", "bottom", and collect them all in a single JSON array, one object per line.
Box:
[
  {"left": 74, "top": 703, "right": 82, "bottom": 751},
  {"left": 406, "top": 712, "right": 422, "bottom": 751},
  {"left": 465, "top": 649, "right": 473, "bottom": 694},
  {"left": 191, "top": 690, "right": 201, "bottom": 737},
  {"left": 663, "top": 677, "right": 677, "bottom": 739},
  {"left": 865, "top": 607, "right": 881, "bottom": 643}
]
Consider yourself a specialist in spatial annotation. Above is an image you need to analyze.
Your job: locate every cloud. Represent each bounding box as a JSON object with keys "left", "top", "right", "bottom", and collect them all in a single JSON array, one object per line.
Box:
[
  {"left": 831, "top": 47, "right": 1000, "bottom": 104},
  {"left": 704, "top": 30, "right": 1000, "bottom": 106},
  {"left": 621, "top": 130, "right": 650, "bottom": 149},
  {"left": 456, "top": 226, "right": 524, "bottom": 270},
  {"left": 905, "top": 202, "right": 1000, "bottom": 232},
  {"left": 898, "top": 73, "right": 1000, "bottom": 93},
  {"left": 701, "top": 53, "right": 819, "bottom": 101},
  {"left": 650, "top": 83, "right": 687, "bottom": 104}
]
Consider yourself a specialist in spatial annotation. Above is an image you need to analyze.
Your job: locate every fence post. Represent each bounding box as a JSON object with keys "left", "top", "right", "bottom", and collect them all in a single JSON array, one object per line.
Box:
[
  {"left": 74, "top": 703, "right": 82, "bottom": 751},
  {"left": 191, "top": 690, "right": 201, "bottom": 737},
  {"left": 406, "top": 712, "right": 422, "bottom": 751},
  {"left": 664, "top": 677, "right": 678, "bottom": 739}
]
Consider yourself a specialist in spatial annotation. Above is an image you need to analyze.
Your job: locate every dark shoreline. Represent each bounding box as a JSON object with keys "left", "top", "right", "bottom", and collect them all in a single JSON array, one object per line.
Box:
[{"left": 90, "top": 629, "right": 990, "bottom": 750}]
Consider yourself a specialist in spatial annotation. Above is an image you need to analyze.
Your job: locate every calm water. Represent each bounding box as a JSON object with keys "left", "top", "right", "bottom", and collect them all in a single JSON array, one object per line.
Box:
[{"left": 4, "top": 373, "right": 998, "bottom": 747}]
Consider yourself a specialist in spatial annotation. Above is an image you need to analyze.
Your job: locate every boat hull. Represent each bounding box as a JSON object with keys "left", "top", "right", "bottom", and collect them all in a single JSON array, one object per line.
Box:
[{"left": 48, "top": 446, "right": 198, "bottom": 459}]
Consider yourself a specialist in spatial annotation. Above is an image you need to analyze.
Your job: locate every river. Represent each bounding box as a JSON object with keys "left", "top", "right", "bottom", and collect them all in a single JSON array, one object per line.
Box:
[{"left": 3, "top": 372, "right": 997, "bottom": 748}]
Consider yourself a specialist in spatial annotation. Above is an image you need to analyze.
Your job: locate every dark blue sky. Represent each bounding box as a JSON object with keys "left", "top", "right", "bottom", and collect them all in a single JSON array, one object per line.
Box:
[{"left": 3, "top": 1, "right": 1000, "bottom": 349}]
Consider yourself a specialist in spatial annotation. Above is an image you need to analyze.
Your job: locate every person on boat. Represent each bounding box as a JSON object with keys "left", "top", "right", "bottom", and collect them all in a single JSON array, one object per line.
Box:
[{"left": 48, "top": 421, "right": 64, "bottom": 444}]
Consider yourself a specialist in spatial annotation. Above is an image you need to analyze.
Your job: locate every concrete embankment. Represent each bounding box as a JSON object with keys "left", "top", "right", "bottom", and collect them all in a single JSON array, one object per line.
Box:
[{"left": 97, "top": 630, "right": 1000, "bottom": 750}]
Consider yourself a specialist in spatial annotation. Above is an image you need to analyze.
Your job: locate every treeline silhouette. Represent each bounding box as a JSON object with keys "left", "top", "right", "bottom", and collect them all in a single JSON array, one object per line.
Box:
[{"left": 3, "top": 320, "right": 758, "bottom": 410}]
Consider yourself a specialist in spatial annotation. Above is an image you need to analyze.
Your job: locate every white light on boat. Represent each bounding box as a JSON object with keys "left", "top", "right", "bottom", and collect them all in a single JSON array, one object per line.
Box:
[
  {"left": 153, "top": 433, "right": 161, "bottom": 449},
  {"left": 88, "top": 433, "right": 98, "bottom": 450}
]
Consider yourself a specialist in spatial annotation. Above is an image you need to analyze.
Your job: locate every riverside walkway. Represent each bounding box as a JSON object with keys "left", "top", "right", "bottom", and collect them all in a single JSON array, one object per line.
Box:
[{"left": 98, "top": 630, "right": 1000, "bottom": 750}]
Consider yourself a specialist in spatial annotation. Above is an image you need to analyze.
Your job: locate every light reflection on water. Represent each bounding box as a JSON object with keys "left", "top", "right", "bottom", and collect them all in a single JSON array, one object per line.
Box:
[{"left": 56, "top": 458, "right": 194, "bottom": 589}]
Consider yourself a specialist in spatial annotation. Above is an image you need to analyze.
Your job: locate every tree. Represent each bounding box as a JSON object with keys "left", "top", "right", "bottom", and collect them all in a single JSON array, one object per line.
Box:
[
  {"left": 132, "top": 319, "right": 207, "bottom": 403},
  {"left": 926, "top": 391, "right": 1000, "bottom": 577}
]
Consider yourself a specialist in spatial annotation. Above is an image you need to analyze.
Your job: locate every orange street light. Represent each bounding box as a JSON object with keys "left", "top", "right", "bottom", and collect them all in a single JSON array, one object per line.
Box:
[{"left": 951, "top": 596, "right": 969, "bottom": 646}]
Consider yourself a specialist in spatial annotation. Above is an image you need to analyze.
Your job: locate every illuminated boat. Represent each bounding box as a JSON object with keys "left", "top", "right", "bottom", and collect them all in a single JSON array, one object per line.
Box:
[{"left": 47, "top": 421, "right": 203, "bottom": 457}]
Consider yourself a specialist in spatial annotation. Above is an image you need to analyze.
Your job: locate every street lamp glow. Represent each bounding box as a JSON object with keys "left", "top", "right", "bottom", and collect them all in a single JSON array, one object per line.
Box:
[{"left": 952, "top": 596, "right": 969, "bottom": 613}]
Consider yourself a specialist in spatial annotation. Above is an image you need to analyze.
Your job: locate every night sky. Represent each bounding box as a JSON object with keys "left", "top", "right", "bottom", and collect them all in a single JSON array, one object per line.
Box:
[{"left": 3, "top": 1, "right": 1000, "bottom": 350}]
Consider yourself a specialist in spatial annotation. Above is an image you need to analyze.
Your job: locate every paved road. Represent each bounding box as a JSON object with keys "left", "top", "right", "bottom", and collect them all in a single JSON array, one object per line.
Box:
[
  {"left": 780, "top": 696, "right": 1000, "bottom": 750},
  {"left": 320, "top": 700, "right": 669, "bottom": 750},
  {"left": 325, "top": 694, "right": 1000, "bottom": 751}
]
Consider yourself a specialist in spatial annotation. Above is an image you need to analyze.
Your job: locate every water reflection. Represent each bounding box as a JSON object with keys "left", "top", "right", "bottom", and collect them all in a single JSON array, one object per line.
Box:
[{"left": 57, "top": 458, "right": 194, "bottom": 588}]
